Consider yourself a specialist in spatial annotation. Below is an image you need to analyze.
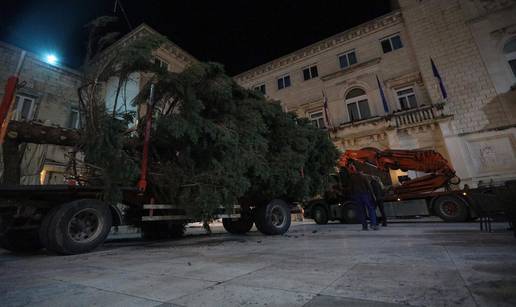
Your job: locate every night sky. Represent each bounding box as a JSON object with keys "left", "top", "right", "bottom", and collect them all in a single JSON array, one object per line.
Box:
[{"left": 0, "top": 0, "right": 392, "bottom": 75}]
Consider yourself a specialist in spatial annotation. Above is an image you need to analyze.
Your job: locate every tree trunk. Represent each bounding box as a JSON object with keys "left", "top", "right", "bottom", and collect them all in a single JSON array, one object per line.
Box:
[
  {"left": 1, "top": 121, "right": 80, "bottom": 184},
  {"left": 5, "top": 120, "right": 80, "bottom": 146}
]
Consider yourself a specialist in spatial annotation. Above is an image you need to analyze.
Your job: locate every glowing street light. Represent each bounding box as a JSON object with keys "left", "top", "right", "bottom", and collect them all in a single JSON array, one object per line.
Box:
[{"left": 45, "top": 54, "right": 58, "bottom": 65}]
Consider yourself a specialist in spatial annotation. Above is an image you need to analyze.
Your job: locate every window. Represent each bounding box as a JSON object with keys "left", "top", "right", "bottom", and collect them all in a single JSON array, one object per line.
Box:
[
  {"left": 277, "top": 74, "right": 291, "bottom": 90},
  {"left": 308, "top": 110, "right": 325, "bottom": 129},
  {"left": 12, "top": 95, "right": 36, "bottom": 121},
  {"left": 68, "top": 107, "right": 80, "bottom": 129},
  {"left": 345, "top": 88, "right": 371, "bottom": 121},
  {"left": 503, "top": 38, "right": 516, "bottom": 78},
  {"left": 154, "top": 57, "right": 169, "bottom": 70},
  {"left": 339, "top": 50, "right": 357, "bottom": 69},
  {"left": 303, "top": 65, "right": 318, "bottom": 81},
  {"left": 254, "top": 84, "right": 266, "bottom": 94},
  {"left": 381, "top": 34, "right": 403, "bottom": 53},
  {"left": 396, "top": 87, "right": 418, "bottom": 110}
]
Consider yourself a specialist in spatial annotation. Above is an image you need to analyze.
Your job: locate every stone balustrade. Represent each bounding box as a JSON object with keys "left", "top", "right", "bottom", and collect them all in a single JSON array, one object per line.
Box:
[{"left": 390, "top": 104, "right": 445, "bottom": 129}]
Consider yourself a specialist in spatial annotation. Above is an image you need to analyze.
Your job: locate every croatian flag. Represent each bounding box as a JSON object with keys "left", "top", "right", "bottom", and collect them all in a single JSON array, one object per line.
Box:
[
  {"left": 376, "top": 75, "right": 389, "bottom": 113},
  {"left": 322, "top": 90, "right": 333, "bottom": 129},
  {"left": 431, "top": 58, "right": 448, "bottom": 100}
]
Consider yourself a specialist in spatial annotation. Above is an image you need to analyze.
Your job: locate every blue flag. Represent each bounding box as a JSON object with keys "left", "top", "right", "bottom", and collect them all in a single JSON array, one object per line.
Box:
[
  {"left": 431, "top": 58, "right": 448, "bottom": 99},
  {"left": 376, "top": 75, "right": 389, "bottom": 113}
]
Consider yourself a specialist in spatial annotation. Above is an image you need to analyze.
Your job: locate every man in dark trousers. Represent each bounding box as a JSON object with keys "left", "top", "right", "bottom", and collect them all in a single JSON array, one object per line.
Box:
[
  {"left": 370, "top": 176, "right": 387, "bottom": 227},
  {"left": 347, "top": 164, "right": 379, "bottom": 231}
]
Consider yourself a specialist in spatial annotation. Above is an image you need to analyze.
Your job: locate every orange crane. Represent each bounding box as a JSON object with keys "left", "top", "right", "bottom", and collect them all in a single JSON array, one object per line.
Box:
[{"left": 338, "top": 147, "right": 458, "bottom": 196}]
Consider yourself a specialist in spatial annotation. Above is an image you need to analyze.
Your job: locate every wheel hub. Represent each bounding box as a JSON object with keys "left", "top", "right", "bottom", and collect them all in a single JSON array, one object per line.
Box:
[
  {"left": 270, "top": 206, "right": 286, "bottom": 228},
  {"left": 442, "top": 201, "right": 458, "bottom": 217},
  {"left": 68, "top": 209, "right": 102, "bottom": 243}
]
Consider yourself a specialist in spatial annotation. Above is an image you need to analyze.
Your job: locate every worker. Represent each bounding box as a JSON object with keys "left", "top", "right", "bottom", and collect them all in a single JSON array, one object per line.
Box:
[
  {"left": 370, "top": 176, "right": 387, "bottom": 227},
  {"left": 347, "top": 164, "right": 379, "bottom": 231}
]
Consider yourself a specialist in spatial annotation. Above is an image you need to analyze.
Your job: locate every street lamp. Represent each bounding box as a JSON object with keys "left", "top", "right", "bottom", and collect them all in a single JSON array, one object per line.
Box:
[{"left": 45, "top": 54, "right": 58, "bottom": 65}]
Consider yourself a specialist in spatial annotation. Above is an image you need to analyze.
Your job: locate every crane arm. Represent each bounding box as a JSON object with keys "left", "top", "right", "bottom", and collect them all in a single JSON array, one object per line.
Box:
[{"left": 339, "top": 147, "right": 457, "bottom": 195}]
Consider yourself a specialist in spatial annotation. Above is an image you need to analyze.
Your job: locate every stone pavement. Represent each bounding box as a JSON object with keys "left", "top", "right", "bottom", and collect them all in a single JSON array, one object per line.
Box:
[{"left": 1, "top": 220, "right": 515, "bottom": 306}]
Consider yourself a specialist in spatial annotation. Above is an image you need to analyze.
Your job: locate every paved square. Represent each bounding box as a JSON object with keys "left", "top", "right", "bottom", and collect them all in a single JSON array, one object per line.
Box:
[{"left": 1, "top": 220, "right": 515, "bottom": 306}]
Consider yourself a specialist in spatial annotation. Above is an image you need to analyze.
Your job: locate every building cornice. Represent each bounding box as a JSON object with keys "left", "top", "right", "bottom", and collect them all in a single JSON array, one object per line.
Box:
[
  {"left": 90, "top": 23, "right": 198, "bottom": 67},
  {"left": 0, "top": 41, "right": 83, "bottom": 78},
  {"left": 233, "top": 10, "right": 402, "bottom": 83}
]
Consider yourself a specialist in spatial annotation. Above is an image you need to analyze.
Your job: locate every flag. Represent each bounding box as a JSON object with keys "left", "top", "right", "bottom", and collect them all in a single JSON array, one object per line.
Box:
[
  {"left": 376, "top": 75, "right": 389, "bottom": 113},
  {"left": 431, "top": 58, "right": 447, "bottom": 100},
  {"left": 322, "top": 90, "right": 333, "bottom": 129}
]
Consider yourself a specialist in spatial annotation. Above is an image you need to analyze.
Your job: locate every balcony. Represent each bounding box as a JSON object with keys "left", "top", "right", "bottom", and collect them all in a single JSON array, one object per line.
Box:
[
  {"left": 332, "top": 104, "right": 450, "bottom": 139},
  {"left": 389, "top": 104, "right": 448, "bottom": 129}
]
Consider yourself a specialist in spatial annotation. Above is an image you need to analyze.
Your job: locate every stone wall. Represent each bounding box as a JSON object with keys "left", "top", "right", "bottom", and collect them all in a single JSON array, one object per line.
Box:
[
  {"left": 0, "top": 42, "right": 82, "bottom": 184},
  {"left": 399, "top": 0, "right": 511, "bottom": 135}
]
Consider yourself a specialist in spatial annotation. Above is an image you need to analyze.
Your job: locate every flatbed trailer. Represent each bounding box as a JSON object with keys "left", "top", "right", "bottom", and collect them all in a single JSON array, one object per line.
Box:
[{"left": 0, "top": 184, "right": 294, "bottom": 254}]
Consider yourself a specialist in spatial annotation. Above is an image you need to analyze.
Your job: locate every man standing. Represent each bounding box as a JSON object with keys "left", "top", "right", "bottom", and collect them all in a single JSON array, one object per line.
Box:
[
  {"left": 370, "top": 176, "right": 387, "bottom": 227},
  {"left": 347, "top": 164, "right": 379, "bottom": 230}
]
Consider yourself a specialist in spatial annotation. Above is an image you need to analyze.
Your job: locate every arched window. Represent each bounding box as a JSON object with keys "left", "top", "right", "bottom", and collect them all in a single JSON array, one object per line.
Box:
[
  {"left": 504, "top": 38, "right": 516, "bottom": 78},
  {"left": 345, "top": 88, "right": 371, "bottom": 121}
]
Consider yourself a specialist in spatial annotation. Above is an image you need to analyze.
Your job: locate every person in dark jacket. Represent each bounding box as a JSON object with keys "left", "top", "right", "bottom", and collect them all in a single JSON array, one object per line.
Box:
[
  {"left": 347, "top": 164, "right": 378, "bottom": 230},
  {"left": 370, "top": 176, "right": 387, "bottom": 227}
]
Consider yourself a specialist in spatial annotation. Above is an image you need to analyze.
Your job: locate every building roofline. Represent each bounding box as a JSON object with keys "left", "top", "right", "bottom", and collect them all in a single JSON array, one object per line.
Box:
[
  {"left": 233, "top": 10, "right": 402, "bottom": 82},
  {"left": 92, "top": 23, "right": 198, "bottom": 65},
  {"left": 0, "top": 41, "right": 83, "bottom": 77}
]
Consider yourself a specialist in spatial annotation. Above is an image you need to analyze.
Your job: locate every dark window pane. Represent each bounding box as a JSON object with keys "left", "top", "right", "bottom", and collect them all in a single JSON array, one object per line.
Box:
[
  {"left": 339, "top": 55, "right": 349, "bottom": 68},
  {"left": 278, "top": 78, "right": 284, "bottom": 89},
  {"left": 318, "top": 118, "right": 325, "bottom": 129},
  {"left": 284, "top": 75, "right": 291, "bottom": 87},
  {"left": 21, "top": 98, "right": 32, "bottom": 120},
  {"left": 261, "top": 84, "right": 266, "bottom": 94},
  {"left": 381, "top": 39, "right": 392, "bottom": 53},
  {"left": 358, "top": 99, "right": 371, "bottom": 119},
  {"left": 303, "top": 68, "right": 310, "bottom": 81},
  {"left": 391, "top": 35, "right": 403, "bottom": 50},
  {"left": 503, "top": 39, "right": 516, "bottom": 53},
  {"left": 348, "top": 52, "right": 357, "bottom": 65},
  {"left": 347, "top": 103, "right": 359, "bottom": 121},
  {"left": 399, "top": 97, "right": 408, "bottom": 109},
  {"left": 346, "top": 88, "right": 366, "bottom": 99},
  {"left": 408, "top": 95, "right": 417, "bottom": 109},
  {"left": 397, "top": 88, "right": 413, "bottom": 96},
  {"left": 510, "top": 59, "right": 516, "bottom": 77},
  {"left": 310, "top": 66, "right": 318, "bottom": 78},
  {"left": 69, "top": 111, "right": 79, "bottom": 128}
]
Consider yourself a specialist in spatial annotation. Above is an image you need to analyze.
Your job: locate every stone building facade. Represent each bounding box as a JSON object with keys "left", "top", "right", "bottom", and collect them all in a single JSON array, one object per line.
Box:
[
  {"left": 235, "top": 0, "right": 516, "bottom": 187},
  {"left": 0, "top": 24, "right": 196, "bottom": 185},
  {"left": 0, "top": 42, "right": 82, "bottom": 184},
  {"left": 2, "top": 1, "right": 515, "bottom": 187}
]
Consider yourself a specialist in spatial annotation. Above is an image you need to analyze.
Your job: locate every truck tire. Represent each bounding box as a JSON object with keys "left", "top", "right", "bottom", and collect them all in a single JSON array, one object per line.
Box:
[
  {"left": 341, "top": 202, "right": 360, "bottom": 224},
  {"left": 39, "top": 206, "right": 60, "bottom": 251},
  {"left": 312, "top": 206, "right": 328, "bottom": 225},
  {"left": 433, "top": 196, "right": 469, "bottom": 222},
  {"left": 222, "top": 215, "right": 254, "bottom": 234},
  {"left": 255, "top": 199, "right": 291, "bottom": 235},
  {"left": 44, "top": 199, "right": 112, "bottom": 255},
  {"left": 0, "top": 229, "right": 42, "bottom": 253}
]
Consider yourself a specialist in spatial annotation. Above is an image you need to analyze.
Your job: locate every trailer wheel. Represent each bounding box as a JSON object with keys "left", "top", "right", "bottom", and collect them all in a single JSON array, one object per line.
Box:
[
  {"left": 222, "top": 215, "right": 254, "bottom": 234},
  {"left": 0, "top": 229, "right": 42, "bottom": 253},
  {"left": 341, "top": 202, "right": 360, "bottom": 224},
  {"left": 312, "top": 206, "right": 328, "bottom": 225},
  {"left": 255, "top": 199, "right": 291, "bottom": 235},
  {"left": 433, "top": 196, "right": 469, "bottom": 222},
  {"left": 44, "top": 199, "right": 112, "bottom": 254}
]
